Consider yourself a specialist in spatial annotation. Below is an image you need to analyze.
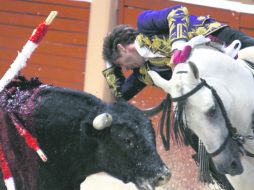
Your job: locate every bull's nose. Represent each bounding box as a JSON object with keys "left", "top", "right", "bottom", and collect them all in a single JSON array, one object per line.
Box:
[{"left": 155, "top": 166, "right": 171, "bottom": 187}]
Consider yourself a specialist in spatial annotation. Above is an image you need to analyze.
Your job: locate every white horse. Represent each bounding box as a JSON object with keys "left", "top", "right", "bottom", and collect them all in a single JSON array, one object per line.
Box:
[{"left": 148, "top": 41, "right": 254, "bottom": 190}]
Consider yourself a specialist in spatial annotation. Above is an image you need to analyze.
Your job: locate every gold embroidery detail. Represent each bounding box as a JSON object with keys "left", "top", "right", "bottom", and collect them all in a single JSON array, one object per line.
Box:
[
  {"left": 196, "top": 27, "right": 207, "bottom": 35},
  {"left": 182, "top": 7, "right": 189, "bottom": 14},
  {"left": 102, "top": 68, "right": 122, "bottom": 98},
  {"left": 136, "top": 34, "right": 172, "bottom": 55},
  {"left": 138, "top": 65, "right": 154, "bottom": 86},
  {"left": 149, "top": 57, "right": 171, "bottom": 66},
  {"left": 139, "top": 65, "right": 147, "bottom": 75},
  {"left": 187, "top": 22, "right": 225, "bottom": 38},
  {"left": 207, "top": 22, "right": 222, "bottom": 30},
  {"left": 197, "top": 16, "right": 206, "bottom": 21},
  {"left": 167, "top": 6, "right": 189, "bottom": 42}
]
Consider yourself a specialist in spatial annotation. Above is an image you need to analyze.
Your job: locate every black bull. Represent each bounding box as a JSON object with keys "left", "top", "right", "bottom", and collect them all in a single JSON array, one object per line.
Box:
[{"left": 0, "top": 76, "right": 170, "bottom": 190}]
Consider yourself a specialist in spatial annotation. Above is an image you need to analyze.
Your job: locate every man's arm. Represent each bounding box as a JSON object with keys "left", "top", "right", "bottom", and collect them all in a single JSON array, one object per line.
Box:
[
  {"left": 137, "top": 5, "right": 189, "bottom": 43},
  {"left": 102, "top": 67, "right": 146, "bottom": 101}
]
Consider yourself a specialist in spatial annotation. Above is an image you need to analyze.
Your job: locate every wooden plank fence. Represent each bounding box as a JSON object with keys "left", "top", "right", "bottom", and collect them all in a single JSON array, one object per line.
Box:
[{"left": 0, "top": 0, "right": 90, "bottom": 90}]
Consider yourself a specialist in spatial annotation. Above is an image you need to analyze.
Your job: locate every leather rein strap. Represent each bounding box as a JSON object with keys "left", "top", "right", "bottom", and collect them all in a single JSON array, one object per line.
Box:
[{"left": 171, "top": 78, "right": 254, "bottom": 157}]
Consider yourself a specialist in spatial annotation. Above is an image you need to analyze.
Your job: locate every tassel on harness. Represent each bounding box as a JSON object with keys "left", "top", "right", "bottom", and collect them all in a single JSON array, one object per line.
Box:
[
  {"left": 142, "top": 94, "right": 172, "bottom": 150},
  {"left": 159, "top": 94, "right": 172, "bottom": 150},
  {"left": 198, "top": 140, "right": 213, "bottom": 184}
]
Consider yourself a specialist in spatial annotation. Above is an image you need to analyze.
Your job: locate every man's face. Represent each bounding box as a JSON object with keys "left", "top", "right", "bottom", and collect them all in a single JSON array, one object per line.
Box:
[{"left": 115, "top": 44, "right": 145, "bottom": 70}]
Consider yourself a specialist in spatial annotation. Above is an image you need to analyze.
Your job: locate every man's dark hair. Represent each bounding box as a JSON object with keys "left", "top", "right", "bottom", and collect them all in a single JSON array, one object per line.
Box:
[{"left": 102, "top": 24, "right": 139, "bottom": 64}]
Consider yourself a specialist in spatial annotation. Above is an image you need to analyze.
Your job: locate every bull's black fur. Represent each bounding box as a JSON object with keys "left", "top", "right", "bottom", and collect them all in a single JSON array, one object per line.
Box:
[{"left": 0, "top": 76, "right": 170, "bottom": 190}]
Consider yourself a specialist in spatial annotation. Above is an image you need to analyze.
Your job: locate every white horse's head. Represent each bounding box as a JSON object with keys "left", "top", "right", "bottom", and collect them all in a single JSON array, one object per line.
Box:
[{"left": 148, "top": 44, "right": 247, "bottom": 176}]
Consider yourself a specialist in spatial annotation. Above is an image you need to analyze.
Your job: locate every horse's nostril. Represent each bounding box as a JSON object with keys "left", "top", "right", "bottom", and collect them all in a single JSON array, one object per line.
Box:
[
  {"left": 227, "top": 158, "right": 243, "bottom": 175},
  {"left": 230, "top": 160, "right": 238, "bottom": 170}
]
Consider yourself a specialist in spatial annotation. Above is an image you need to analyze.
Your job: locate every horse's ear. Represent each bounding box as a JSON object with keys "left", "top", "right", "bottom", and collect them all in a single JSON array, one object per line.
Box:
[
  {"left": 188, "top": 61, "right": 199, "bottom": 79},
  {"left": 148, "top": 71, "right": 173, "bottom": 94}
]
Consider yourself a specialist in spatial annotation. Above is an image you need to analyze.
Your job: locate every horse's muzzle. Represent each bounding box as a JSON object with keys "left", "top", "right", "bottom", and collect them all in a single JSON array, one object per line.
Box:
[{"left": 227, "top": 158, "right": 243, "bottom": 176}]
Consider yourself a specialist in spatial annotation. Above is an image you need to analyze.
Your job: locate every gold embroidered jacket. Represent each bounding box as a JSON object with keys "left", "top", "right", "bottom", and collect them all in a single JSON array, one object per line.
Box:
[{"left": 103, "top": 5, "right": 227, "bottom": 100}]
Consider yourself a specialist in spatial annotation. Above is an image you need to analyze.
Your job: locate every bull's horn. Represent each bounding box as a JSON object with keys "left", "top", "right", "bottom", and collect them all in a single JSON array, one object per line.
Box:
[{"left": 92, "top": 113, "right": 113, "bottom": 130}]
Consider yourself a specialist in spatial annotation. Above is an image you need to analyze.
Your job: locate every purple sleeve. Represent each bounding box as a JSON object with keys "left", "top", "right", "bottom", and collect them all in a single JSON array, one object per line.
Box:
[{"left": 137, "top": 5, "right": 184, "bottom": 35}]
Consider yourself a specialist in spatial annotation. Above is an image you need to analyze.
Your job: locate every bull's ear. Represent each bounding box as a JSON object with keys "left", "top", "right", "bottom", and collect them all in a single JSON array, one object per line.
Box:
[{"left": 93, "top": 113, "right": 112, "bottom": 130}]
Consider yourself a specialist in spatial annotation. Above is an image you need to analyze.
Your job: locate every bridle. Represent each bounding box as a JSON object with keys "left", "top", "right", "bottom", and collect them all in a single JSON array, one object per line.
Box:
[{"left": 171, "top": 78, "right": 254, "bottom": 157}]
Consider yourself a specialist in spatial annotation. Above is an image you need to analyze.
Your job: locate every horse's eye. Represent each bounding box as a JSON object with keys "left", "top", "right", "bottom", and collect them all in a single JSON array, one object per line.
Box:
[{"left": 207, "top": 106, "right": 217, "bottom": 118}]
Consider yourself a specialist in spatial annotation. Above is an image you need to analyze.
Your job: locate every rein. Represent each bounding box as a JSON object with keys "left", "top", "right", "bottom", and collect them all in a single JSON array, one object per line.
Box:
[
  {"left": 172, "top": 78, "right": 254, "bottom": 157},
  {"left": 171, "top": 79, "right": 206, "bottom": 102},
  {"left": 142, "top": 99, "right": 166, "bottom": 117}
]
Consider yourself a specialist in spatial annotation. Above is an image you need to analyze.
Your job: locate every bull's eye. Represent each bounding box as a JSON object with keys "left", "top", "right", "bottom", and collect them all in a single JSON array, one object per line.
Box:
[
  {"left": 124, "top": 138, "right": 134, "bottom": 147},
  {"left": 206, "top": 106, "right": 217, "bottom": 118},
  {"left": 124, "top": 138, "right": 131, "bottom": 144}
]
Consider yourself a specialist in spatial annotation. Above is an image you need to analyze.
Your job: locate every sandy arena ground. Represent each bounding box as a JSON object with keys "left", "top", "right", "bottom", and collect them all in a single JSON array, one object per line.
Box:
[
  {"left": 80, "top": 172, "right": 217, "bottom": 190},
  {"left": 80, "top": 172, "right": 170, "bottom": 190}
]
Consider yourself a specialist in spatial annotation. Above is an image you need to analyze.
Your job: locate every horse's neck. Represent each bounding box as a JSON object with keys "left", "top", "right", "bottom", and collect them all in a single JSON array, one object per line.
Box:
[
  {"left": 194, "top": 47, "right": 249, "bottom": 81},
  {"left": 193, "top": 47, "right": 254, "bottom": 98},
  {"left": 192, "top": 47, "right": 254, "bottom": 135}
]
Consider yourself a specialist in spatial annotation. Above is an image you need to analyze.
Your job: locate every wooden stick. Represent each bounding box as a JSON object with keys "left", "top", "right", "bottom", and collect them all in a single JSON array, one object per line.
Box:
[{"left": 45, "top": 11, "right": 58, "bottom": 25}]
